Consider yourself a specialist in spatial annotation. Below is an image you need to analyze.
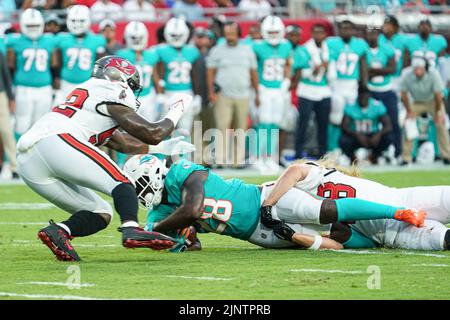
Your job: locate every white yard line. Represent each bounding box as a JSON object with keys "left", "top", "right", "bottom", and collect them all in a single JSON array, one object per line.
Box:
[
  {"left": 0, "top": 292, "right": 101, "bottom": 300},
  {"left": 17, "top": 282, "right": 96, "bottom": 287},
  {"left": 0, "top": 222, "right": 47, "bottom": 225},
  {"left": 327, "top": 249, "right": 448, "bottom": 258},
  {"left": 165, "top": 275, "right": 234, "bottom": 281},
  {"left": 290, "top": 268, "right": 364, "bottom": 274},
  {"left": 412, "top": 263, "right": 449, "bottom": 267},
  {"left": 0, "top": 203, "right": 55, "bottom": 210}
]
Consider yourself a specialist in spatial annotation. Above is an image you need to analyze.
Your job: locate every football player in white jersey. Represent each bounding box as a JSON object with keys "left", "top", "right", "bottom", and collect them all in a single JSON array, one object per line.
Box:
[
  {"left": 16, "top": 56, "right": 195, "bottom": 261},
  {"left": 259, "top": 158, "right": 450, "bottom": 251}
]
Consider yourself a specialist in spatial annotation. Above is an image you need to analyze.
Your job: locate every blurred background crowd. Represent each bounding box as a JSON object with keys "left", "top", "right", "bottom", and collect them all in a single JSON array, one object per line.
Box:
[{"left": 0, "top": 1, "right": 450, "bottom": 179}]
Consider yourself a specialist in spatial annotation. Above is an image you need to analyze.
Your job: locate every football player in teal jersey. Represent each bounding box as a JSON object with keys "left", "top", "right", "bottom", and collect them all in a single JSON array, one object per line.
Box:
[
  {"left": 53, "top": 5, "right": 106, "bottom": 103},
  {"left": 252, "top": 16, "right": 292, "bottom": 172},
  {"left": 0, "top": 36, "right": 5, "bottom": 55},
  {"left": 405, "top": 19, "right": 447, "bottom": 71},
  {"left": 6, "top": 9, "right": 57, "bottom": 135},
  {"left": 156, "top": 18, "right": 201, "bottom": 133},
  {"left": 339, "top": 87, "right": 392, "bottom": 163},
  {"left": 118, "top": 21, "right": 160, "bottom": 122},
  {"left": 122, "top": 154, "right": 426, "bottom": 251},
  {"left": 365, "top": 27, "right": 401, "bottom": 159}
]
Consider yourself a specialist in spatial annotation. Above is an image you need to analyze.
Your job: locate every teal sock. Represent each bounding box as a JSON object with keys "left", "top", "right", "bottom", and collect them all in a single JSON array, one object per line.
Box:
[
  {"left": 342, "top": 228, "right": 377, "bottom": 249},
  {"left": 335, "top": 198, "right": 403, "bottom": 222}
]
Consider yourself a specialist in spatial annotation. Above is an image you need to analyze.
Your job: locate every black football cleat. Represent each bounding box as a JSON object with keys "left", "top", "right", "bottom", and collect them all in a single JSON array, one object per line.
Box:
[
  {"left": 37, "top": 220, "right": 81, "bottom": 262},
  {"left": 119, "top": 226, "right": 176, "bottom": 250}
]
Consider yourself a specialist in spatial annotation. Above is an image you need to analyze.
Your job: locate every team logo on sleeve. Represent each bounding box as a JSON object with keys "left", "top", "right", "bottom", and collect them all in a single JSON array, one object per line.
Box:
[{"left": 119, "top": 89, "right": 127, "bottom": 100}]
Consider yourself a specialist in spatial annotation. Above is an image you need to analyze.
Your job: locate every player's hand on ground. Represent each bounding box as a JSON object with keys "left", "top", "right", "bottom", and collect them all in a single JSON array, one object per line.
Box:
[{"left": 150, "top": 136, "right": 196, "bottom": 156}]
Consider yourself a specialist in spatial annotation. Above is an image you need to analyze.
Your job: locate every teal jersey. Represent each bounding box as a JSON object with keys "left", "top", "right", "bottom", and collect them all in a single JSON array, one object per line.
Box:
[
  {"left": 156, "top": 44, "right": 200, "bottom": 91},
  {"left": 252, "top": 39, "right": 292, "bottom": 88},
  {"left": 378, "top": 33, "right": 407, "bottom": 77},
  {"left": 292, "top": 45, "right": 328, "bottom": 87},
  {"left": 56, "top": 32, "right": 106, "bottom": 84},
  {"left": 344, "top": 98, "right": 387, "bottom": 134},
  {"left": 327, "top": 36, "right": 369, "bottom": 80},
  {"left": 366, "top": 45, "right": 395, "bottom": 90},
  {"left": 405, "top": 33, "right": 447, "bottom": 66},
  {"left": 148, "top": 159, "right": 261, "bottom": 240},
  {"left": 6, "top": 33, "right": 56, "bottom": 87},
  {"left": 0, "top": 37, "right": 5, "bottom": 55},
  {"left": 116, "top": 48, "right": 159, "bottom": 96}
]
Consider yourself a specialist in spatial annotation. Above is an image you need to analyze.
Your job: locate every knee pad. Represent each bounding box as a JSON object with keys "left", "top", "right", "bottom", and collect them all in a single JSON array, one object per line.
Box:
[{"left": 111, "top": 183, "right": 139, "bottom": 223}]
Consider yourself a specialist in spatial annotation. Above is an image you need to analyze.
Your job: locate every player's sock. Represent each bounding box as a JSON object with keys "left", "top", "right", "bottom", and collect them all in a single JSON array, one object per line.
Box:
[
  {"left": 61, "top": 210, "right": 108, "bottom": 237},
  {"left": 445, "top": 230, "right": 450, "bottom": 250},
  {"left": 112, "top": 183, "right": 139, "bottom": 223},
  {"left": 335, "top": 198, "right": 402, "bottom": 222},
  {"left": 342, "top": 228, "right": 377, "bottom": 249}
]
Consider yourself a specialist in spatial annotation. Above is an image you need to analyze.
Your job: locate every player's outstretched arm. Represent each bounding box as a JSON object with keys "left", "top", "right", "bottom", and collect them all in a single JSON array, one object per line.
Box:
[
  {"left": 153, "top": 171, "right": 208, "bottom": 233},
  {"left": 291, "top": 233, "right": 343, "bottom": 250},
  {"left": 108, "top": 104, "right": 175, "bottom": 145},
  {"left": 262, "top": 164, "right": 311, "bottom": 207}
]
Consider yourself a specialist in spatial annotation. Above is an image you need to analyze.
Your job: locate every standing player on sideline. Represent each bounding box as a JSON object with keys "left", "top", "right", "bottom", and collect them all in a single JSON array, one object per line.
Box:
[
  {"left": 54, "top": 5, "right": 106, "bottom": 103},
  {"left": 252, "top": 16, "right": 292, "bottom": 172},
  {"left": 16, "top": 56, "right": 194, "bottom": 262},
  {"left": 122, "top": 155, "right": 426, "bottom": 251},
  {"left": 6, "top": 9, "right": 57, "bottom": 136},
  {"left": 327, "top": 20, "right": 368, "bottom": 150},
  {"left": 117, "top": 21, "right": 160, "bottom": 122},
  {"left": 156, "top": 18, "right": 201, "bottom": 133}
]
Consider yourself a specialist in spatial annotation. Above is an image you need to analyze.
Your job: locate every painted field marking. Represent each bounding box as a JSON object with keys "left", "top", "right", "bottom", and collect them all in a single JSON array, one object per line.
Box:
[
  {"left": 290, "top": 268, "right": 364, "bottom": 274},
  {"left": 165, "top": 275, "right": 234, "bottom": 281},
  {"left": 412, "top": 263, "right": 449, "bottom": 267},
  {"left": 0, "top": 292, "right": 101, "bottom": 300},
  {"left": 17, "top": 281, "right": 96, "bottom": 287},
  {"left": 328, "top": 249, "right": 448, "bottom": 258},
  {"left": 0, "top": 203, "right": 55, "bottom": 210},
  {"left": 0, "top": 222, "right": 47, "bottom": 225}
]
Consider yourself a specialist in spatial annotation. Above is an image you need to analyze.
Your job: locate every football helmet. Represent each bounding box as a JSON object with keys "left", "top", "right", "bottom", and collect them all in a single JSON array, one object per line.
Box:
[
  {"left": 164, "top": 18, "right": 190, "bottom": 48},
  {"left": 92, "top": 56, "right": 142, "bottom": 93},
  {"left": 20, "top": 9, "right": 44, "bottom": 40},
  {"left": 123, "top": 155, "right": 167, "bottom": 209},
  {"left": 261, "top": 16, "right": 285, "bottom": 46},
  {"left": 66, "top": 5, "right": 91, "bottom": 36},
  {"left": 124, "top": 21, "right": 148, "bottom": 51}
]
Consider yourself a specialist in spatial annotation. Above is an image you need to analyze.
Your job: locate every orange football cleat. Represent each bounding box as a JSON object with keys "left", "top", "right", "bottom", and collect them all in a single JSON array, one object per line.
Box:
[{"left": 394, "top": 209, "right": 426, "bottom": 227}]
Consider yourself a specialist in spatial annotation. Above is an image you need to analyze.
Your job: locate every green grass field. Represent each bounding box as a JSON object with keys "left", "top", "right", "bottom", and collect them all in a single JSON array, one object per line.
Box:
[{"left": 0, "top": 170, "right": 450, "bottom": 300}]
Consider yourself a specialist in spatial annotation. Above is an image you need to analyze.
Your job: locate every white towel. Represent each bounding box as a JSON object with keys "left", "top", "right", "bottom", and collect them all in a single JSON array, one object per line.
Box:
[{"left": 303, "top": 38, "right": 329, "bottom": 66}]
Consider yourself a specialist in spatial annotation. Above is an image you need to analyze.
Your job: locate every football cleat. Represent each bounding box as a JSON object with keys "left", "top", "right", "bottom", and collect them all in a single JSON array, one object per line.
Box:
[
  {"left": 37, "top": 220, "right": 81, "bottom": 262},
  {"left": 119, "top": 226, "right": 176, "bottom": 250},
  {"left": 394, "top": 208, "right": 426, "bottom": 227}
]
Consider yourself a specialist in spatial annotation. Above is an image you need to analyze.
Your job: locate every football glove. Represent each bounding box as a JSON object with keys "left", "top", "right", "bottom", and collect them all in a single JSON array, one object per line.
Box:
[
  {"left": 272, "top": 221, "right": 296, "bottom": 241},
  {"left": 260, "top": 205, "right": 279, "bottom": 228}
]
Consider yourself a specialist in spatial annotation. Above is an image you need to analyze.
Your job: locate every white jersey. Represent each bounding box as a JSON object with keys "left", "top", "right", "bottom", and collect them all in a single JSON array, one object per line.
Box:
[{"left": 17, "top": 78, "right": 137, "bottom": 152}]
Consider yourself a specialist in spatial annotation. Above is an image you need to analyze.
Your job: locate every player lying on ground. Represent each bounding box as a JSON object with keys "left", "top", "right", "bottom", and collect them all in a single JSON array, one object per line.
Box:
[
  {"left": 260, "top": 157, "right": 450, "bottom": 251},
  {"left": 16, "top": 56, "right": 196, "bottom": 261},
  {"left": 122, "top": 155, "right": 426, "bottom": 251}
]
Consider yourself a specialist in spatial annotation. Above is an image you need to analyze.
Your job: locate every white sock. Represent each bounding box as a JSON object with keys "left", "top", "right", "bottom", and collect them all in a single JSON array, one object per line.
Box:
[
  {"left": 121, "top": 221, "right": 139, "bottom": 228},
  {"left": 57, "top": 223, "right": 71, "bottom": 235}
]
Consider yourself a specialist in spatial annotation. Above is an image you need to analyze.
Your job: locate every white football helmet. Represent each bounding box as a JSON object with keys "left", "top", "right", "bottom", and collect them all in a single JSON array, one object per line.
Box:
[
  {"left": 66, "top": 5, "right": 91, "bottom": 36},
  {"left": 261, "top": 16, "right": 285, "bottom": 46},
  {"left": 124, "top": 21, "right": 148, "bottom": 51},
  {"left": 123, "top": 154, "right": 167, "bottom": 209},
  {"left": 164, "top": 18, "right": 189, "bottom": 48},
  {"left": 20, "top": 9, "right": 44, "bottom": 40}
]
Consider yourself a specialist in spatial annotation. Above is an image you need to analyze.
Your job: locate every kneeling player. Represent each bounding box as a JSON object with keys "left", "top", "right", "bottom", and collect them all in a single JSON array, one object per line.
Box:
[
  {"left": 122, "top": 155, "right": 426, "bottom": 251},
  {"left": 17, "top": 56, "right": 195, "bottom": 261}
]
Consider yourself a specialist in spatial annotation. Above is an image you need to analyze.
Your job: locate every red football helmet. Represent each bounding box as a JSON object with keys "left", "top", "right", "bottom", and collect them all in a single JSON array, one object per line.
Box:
[{"left": 92, "top": 56, "right": 142, "bottom": 94}]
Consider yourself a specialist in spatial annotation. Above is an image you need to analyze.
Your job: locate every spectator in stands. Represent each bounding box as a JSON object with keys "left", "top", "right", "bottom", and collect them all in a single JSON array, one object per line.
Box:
[
  {"left": 402, "top": 0, "right": 431, "bottom": 13},
  {"left": 285, "top": 24, "right": 301, "bottom": 49},
  {"left": 291, "top": 23, "right": 333, "bottom": 159},
  {"left": 21, "top": 0, "right": 54, "bottom": 9},
  {"left": 44, "top": 14, "right": 62, "bottom": 34},
  {"left": 100, "top": 19, "right": 123, "bottom": 55},
  {"left": 238, "top": 0, "right": 271, "bottom": 20},
  {"left": 91, "top": 0, "right": 123, "bottom": 22},
  {"left": 247, "top": 24, "right": 262, "bottom": 41},
  {"left": 206, "top": 22, "right": 259, "bottom": 167},
  {"left": 123, "top": 0, "right": 156, "bottom": 21},
  {"left": 366, "top": 27, "right": 402, "bottom": 160},
  {"left": 0, "top": 52, "right": 17, "bottom": 178},
  {"left": 400, "top": 53, "right": 450, "bottom": 165},
  {"left": 340, "top": 87, "right": 392, "bottom": 164},
  {"left": 172, "top": 0, "right": 204, "bottom": 21}
]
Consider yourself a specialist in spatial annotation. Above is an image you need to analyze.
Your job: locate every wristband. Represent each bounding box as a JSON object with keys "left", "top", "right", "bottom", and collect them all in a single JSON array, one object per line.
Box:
[{"left": 307, "top": 235, "right": 323, "bottom": 250}]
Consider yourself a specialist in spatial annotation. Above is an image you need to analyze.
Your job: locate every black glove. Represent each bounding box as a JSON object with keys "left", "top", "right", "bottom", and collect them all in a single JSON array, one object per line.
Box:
[
  {"left": 260, "top": 205, "right": 279, "bottom": 228},
  {"left": 272, "top": 221, "right": 296, "bottom": 241}
]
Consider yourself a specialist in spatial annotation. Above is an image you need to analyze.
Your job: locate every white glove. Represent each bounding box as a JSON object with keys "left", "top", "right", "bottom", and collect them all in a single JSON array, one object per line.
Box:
[
  {"left": 164, "top": 93, "right": 193, "bottom": 127},
  {"left": 281, "top": 78, "right": 291, "bottom": 92},
  {"left": 149, "top": 136, "right": 196, "bottom": 156},
  {"left": 192, "top": 95, "right": 202, "bottom": 115}
]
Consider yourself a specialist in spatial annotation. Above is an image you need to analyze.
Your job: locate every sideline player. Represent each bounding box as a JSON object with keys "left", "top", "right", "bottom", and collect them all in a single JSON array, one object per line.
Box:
[
  {"left": 16, "top": 56, "right": 194, "bottom": 261},
  {"left": 121, "top": 155, "right": 426, "bottom": 251}
]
